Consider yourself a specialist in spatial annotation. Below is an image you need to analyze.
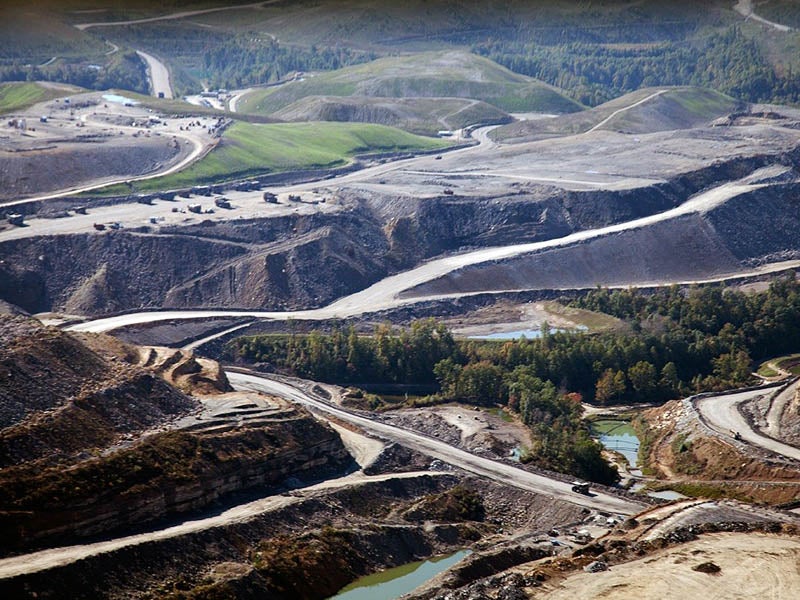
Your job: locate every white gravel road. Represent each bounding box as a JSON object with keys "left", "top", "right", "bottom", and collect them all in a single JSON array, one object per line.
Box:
[
  {"left": 228, "top": 372, "right": 646, "bottom": 516},
  {"left": 694, "top": 387, "right": 800, "bottom": 461}
]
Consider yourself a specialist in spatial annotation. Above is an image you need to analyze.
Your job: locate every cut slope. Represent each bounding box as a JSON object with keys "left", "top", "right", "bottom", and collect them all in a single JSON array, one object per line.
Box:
[
  {"left": 237, "top": 51, "right": 584, "bottom": 115},
  {"left": 0, "top": 314, "right": 351, "bottom": 554},
  {"left": 273, "top": 95, "right": 512, "bottom": 135},
  {"left": 494, "top": 87, "right": 742, "bottom": 142}
]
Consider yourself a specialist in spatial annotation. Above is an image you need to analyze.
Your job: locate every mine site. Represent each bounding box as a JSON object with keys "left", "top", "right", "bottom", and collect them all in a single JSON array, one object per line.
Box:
[{"left": 1, "top": 1, "right": 800, "bottom": 599}]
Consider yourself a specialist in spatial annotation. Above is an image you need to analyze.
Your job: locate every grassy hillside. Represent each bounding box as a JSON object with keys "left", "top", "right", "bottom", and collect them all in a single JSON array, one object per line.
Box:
[
  {"left": 273, "top": 95, "right": 511, "bottom": 135},
  {"left": 99, "top": 121, "right": 452, "bottom": 194},
  {"left": 237, "top": 51, "right": 584, "bottom": 115},
  {"left": 492, "top": 87, "right": 742, "bottom": 143},
  {"left": 0, "top": 82, "right": 80, "bottom": 114}
]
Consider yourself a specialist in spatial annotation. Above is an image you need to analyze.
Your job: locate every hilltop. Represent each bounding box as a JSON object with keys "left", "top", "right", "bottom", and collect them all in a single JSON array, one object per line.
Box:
[
  {"left": 237, "top": 51, "right": 584, "bottom": 116},
  {"left": 272, "top": 95, "right": 512, "bottom": 136}
]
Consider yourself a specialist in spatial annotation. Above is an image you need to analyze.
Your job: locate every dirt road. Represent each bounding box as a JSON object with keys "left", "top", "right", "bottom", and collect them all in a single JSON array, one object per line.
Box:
[
  {"left": 586, "top": 89, "right": 667, "bottom": 133},
  {"left": 734, "top": 0, "right": 792, "bottom": 32},
  {"left": 228, "top": 371, "right": 646, "bottom": 516},
  {"left": 694, "top": 387, "right": 800, "bottom": 461},
  {"left": 75, "top": 2, "right": 273, "bottom": 30},
  {"left": 0, "top": 470, "right": 435, "bottom": 580},
  {"left": 136, "top": 50, "right": 173, "bottom": 99},
  {"left": 62, "top": 163, "right": 799, "bottom": 334},
  {"left": 66, "top": 260, "right": 800, "bottom": 335}
]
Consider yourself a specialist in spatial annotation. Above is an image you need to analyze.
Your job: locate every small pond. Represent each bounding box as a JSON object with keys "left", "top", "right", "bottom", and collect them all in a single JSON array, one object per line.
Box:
[
  {"left": 328, "top": 550, "right": 471, "bottom": 600},
  {"left": 469, "top": 326, "right": 587, "bottom": 340},
  {"left": 647, "top": 489, "right": 688, "bottom": 501},
  {"left": 591, "top": 419, "right": 640, "bottom": 468},
  {"left": 102, "top": 93, "right": 139, "bottom": 105}
]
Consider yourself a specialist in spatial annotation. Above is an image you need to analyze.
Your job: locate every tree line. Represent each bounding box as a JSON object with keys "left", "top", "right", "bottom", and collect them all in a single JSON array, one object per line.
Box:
[
  {"left": 229, "top": 276, "right": 800, "bottom": 483},
  {"left": 0, "top": 52, "right": 148, "bottom": 94},
  {"left": 473, "top": 26, "right": 800, "bottom": 106},
  {"left": 102, "top": 24, "right": 375, "bottom": 94}
]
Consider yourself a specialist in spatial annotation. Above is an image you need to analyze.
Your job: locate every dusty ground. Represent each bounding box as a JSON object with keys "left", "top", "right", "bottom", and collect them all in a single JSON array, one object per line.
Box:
[
  {"left": 536, "top": 533, "right": 800, "bottom": 599},
  {"left": 442, "top": 299, "right": 621, "bottom": 337},
  {"left": 0, "top": 91, "right": 216, "bottom": 203},
  {"left": 383, "top": 404, "right": 533, "bottom": 459}
]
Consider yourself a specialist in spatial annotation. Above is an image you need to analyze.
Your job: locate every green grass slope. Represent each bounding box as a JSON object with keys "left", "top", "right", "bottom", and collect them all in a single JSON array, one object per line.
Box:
[
  {"left": 0, "top": 82, "right": 81, "bottom": 114},
  {"left": 100, "top": 121, "right": 452, "bottom": 194},
  {"left": 272, "top": 95, "right": 511, "bottom": 135},
  {"left": 237, "top": 51, "right": 583, "bottom": 115},
  {"left": 493, "top": 87, "right": 743, "bottom": 143}
]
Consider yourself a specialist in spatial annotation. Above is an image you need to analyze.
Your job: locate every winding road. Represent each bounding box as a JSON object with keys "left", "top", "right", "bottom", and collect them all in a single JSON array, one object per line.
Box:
[
  {"left": 66, "top": 165, "right": 800, "bottom": 334},
  {"left": 228, "top": 372, "right": 645, "bottom": 515},
  {"left": 694, "top": 386, "right": 800, "bottom": 461}
]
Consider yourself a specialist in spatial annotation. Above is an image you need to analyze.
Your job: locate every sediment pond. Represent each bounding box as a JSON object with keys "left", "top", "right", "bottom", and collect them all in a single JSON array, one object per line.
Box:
[
  {"left": 591, "top": 419, "right": 641, "bottom": 467},
  {"left": 328, "top": 550, "right": 471, "bottom": 600}
]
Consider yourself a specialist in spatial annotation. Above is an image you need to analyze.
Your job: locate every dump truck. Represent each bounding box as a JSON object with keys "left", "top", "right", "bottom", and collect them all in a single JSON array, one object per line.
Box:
[
  {"left": 187, "top": 204, "right": 203, "bottom": 214},
  {"left": 263, "top": 191, "right": 278, "bottom": 203},
  {"left": 571, "top": 481, "right": 591, "bottom": 495},
  {"left": 7, "top": 213, "right": 24, "bottom": 226},
  {"left": 214, "top": 197, "right": 231, "bottom": 209}
]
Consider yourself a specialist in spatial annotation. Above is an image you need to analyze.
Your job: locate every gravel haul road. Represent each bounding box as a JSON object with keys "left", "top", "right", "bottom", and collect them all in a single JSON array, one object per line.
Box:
[
  {"left": 228, "top": 371, "right": 646, "bottom": 516},
  {"left": 136, "top": 50, "right": 173, "bottom": 99},
  {"left": 694, "top": 387, "right": 800, "bottom": 461}
]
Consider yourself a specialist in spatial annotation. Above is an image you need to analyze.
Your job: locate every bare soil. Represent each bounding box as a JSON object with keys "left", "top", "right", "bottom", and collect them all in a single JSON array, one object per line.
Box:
[
  {"left": 536, "top": 533, "right": 800, "bottom": 599},
  {"left": 639, "top": 400, "right": 800, "bottom": 504}
]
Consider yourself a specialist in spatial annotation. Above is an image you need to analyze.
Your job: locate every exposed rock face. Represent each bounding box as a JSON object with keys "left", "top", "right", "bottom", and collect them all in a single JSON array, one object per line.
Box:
[
  {"left": 0, "top": 475, "right": 469, "bottom": 599},
  {"left": 0, "top": 315, "right": 352, "bottom": 554},
  {"left": 1, "top": 149, "right": 799, "bottom": 316}
]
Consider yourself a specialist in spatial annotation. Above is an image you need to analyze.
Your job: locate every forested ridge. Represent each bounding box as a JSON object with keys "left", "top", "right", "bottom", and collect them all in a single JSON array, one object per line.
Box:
[
  {"left": 474, "top": 26, "right": 800, "bottom": 106},
  {"left": 97, "top": 25, "right": 376, "bottom": 94},
  {"left": 0, "top": 51, "right": 149, "bottom": 95}
]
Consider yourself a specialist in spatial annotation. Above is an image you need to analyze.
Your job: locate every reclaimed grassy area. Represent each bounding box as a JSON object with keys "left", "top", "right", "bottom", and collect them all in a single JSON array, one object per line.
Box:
[
  {"left": 541, "top": 300, "right": 625, "bottom": 333},
  {"left": 0, "top": 82, "right": 79, "bottom": 114},
  {"left": 91, "top": 120, "right": 452, "bottom": 195},
  {"left": 238, "top": 51, "right": 584, "bottom": 115}
]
